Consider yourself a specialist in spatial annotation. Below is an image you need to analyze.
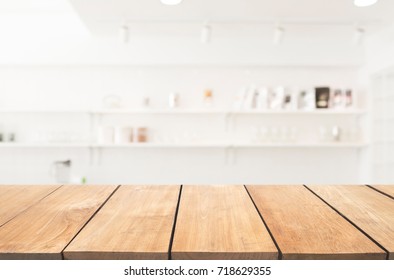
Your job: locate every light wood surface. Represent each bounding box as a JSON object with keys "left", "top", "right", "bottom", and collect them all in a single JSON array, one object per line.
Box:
[
  {"left": 0, "top": 185, "right": 117, "bottom": 260},
  {"left": 0, "top": 185, "right": 60, "bottom": 227},
  {"left": 64, "top": 185, "right": 180, "bottom": 260},
  {"left": 308, "top": 185, "right": 394, "bottom": 260},
  {"left": 247, "top": 185, "right": 386, "bottom": 260},
  {"left": 370, "top": 185, "right": 394, "bottom": 199},
  {"left": 171, "top": 185, "right": 278, "bottom": 260},
  {"left": 1, "top": 184, "right": 393, "bottom": 260}
]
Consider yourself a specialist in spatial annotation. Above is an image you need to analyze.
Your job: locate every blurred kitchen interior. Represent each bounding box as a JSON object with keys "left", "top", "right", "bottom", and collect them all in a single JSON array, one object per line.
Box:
[{"left": 0, "top": 0, "right": 393, "bottom": 184}]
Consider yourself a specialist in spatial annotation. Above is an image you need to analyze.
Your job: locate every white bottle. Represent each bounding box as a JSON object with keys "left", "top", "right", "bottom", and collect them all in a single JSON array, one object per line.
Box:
[
  {"left": 270, "top": 86, "right": 285, "bottom": 110},
  {"left": 233, "top": 87, "right": 248, "bottom": 110},
  {"left": 291, "top": 88, "right": 299, "bottom": 110},
  {"left": 257, "top": 87, "right": 269, "bottom": 110},
  {"left": 284, "top": 87, "right": 299, "bottom": 110},
  {"left": 169, "top": 92, "right": 179, "bottom": 108},
  {"left": 244, "top": 85, "right": 257, "bottom": 109}
]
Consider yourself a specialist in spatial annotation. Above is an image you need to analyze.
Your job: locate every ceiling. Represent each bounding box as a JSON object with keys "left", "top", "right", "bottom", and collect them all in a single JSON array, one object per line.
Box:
[
  {"left": 68, "top": 0, "right": 394, "bottom": 22},
  {"left": 0, "top": 0, "right": 73, "bottom": 14},
  {"left": 68, "top": 0, "right": 394, "bottom": 36},
  {"left": 0, "top": 0, "right": 392, "bottom": 39}
]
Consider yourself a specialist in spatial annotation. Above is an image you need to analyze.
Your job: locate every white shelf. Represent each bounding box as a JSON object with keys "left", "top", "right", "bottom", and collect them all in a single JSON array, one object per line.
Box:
[
  {"left": 0, "top": 142, "right": 368, "bottom": 149},
  {"left": 0, "top": 143, "right": 90, "bottom": 148},
  {"left": 0, "top": 109, "right": 88, "bottom": 114},
  {"left": 230, "top": 109, "right": 366, "bottom": 115},
  {"left": 93, "top": 108, "right": 367, "bottom": 115},
  {"left": 0, "top": 108, "right": 367, "bottom": 115},
  {"left": 373, "top": 139, "right": 394, "bottom": 144},
  {"left": 94, "top": 142, "right": 368, "bottom": 148},
  {"left": 373, "top": 116, "right": 394, "bottom": 121},
  {"left": 373, "top": 95, "right": 394, "bottom": 101},
  {"left": 92, "top": 143, "right": 227, "bottom": 148},
  {"left": 235, "top": 142, "right": 368, "bottom": 148},
  {"left": 91, "top": 108, "right": 226, "bottom": 115},
  {"left": 6, "top": 63, "right": 363, "bottom": 68}
]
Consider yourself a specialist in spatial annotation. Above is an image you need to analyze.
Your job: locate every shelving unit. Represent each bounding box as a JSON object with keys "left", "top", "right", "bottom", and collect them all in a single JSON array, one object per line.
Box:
[
  {"left": 0, "top": 63, "right": 370, "bottom": 183},
  {"left": 0, "top": 109, "right": 88, "bottom": 114},
  {"left": 0, "top": 142, "right": 368, "bottom": 149},
  {"left": 91, "top": 108, "right": 367, "bottom": 116},
  {"left": 0, "top": 143, "right": 90, "bottom": 148},
  {"left": 0, "top": 108, "right": 367, "bottom": 115},
  {"left": 0, "top": 107, "right": 367, "bottom": 152},
  {"left": 233, "top": 142, "right": 368, "bottom": 148}
]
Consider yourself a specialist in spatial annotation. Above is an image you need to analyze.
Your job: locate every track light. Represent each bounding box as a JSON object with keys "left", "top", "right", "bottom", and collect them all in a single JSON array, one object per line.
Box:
[
  {"left": 353, "top": 27, "right": 365, "bottom": 45},
  {"left": 160, "top": 0, "right": 183, "bottom": 5},
  {"left": 201, "top": 23, "right": 212, "bottom": 44},
  {"left": 354, "top": 0, "right": 378, "bottom": 7},
  {"left": 273, "top": 26, "right": 285, "bottom": 45},
  {"left": 119, "top": 24, "right": 129, "bottom": 44}
]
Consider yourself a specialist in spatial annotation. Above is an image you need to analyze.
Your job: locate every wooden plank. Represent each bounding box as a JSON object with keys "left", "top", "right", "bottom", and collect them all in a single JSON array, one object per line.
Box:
[
  {"left": 0, "top": 185, "right": 117, "bottom": 260},
  {"left": 308, "top": 185, "right": 394, "bottom": 260},
  {"left": 247, "top": 185, "right": 386, "bottom": 260},
  {"left": 369, "top": 185, "right": 394, "bottom": 199},
  {"left": 64, "top": 185, "right": 180, "bottom": 260},
  {"left": 171, "top": 185, "right": 278, "bottom": 260},
  {"left": 0, "top": 185, "right": 60, "bottom": 227}
]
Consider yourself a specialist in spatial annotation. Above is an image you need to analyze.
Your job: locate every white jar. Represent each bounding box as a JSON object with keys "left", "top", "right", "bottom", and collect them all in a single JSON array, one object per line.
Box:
[
  {"left": 114, "top": 126, "right": 133, "bottom": 144},
  {"left": 169, "top": 92, "right": 179, "bottom": 108},
  {"left": 97, "top": 126, "right": 114, "bottom": 144}
]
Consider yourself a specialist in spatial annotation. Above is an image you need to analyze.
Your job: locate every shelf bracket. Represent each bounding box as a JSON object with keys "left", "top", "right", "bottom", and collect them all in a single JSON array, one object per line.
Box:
[{"left": 224, "top": 112, "right": 233, "bottom": 132}]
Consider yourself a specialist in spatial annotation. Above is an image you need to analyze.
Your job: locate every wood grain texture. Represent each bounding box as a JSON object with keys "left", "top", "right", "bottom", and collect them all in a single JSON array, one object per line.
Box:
[
  {"left": 0, "top": 185, "right": 117, "bottom": 260},
  {"left": 171, "top": 185, "right": 278, "bottom": 260},
  {"left": 308, "top": 185, "right": 394, "bottom": 260},
  {"left": 63, "top": 185, "right": 180, "bottom": 260},
  {"left": 247, "top": 185, "right": 386, "bottom": 260},
  {"left": 370, "top": 185, "right": 394, "bottom": 199},
  {"left": 0, "top": 185, "right": 60, "bottom": 227}
]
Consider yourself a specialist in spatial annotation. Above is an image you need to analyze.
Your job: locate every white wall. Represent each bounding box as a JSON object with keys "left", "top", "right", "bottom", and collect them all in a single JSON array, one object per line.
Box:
[
  {"left": 0, "top": 65, "right": 366, "bottom": 184},
  {"left": 0, "top": 11, "right": 365, "bottom": 66},
  {"left": 0, "top": 10, "right": 370, "bottom": 184},
  {"left": 365, "top": 25, "right": 394, "bottom": 74}
]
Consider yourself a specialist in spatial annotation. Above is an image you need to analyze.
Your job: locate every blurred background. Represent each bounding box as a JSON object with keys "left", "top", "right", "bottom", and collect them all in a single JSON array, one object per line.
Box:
[{"left": 0, "top": 0, "right": 393, "bottom": 184}]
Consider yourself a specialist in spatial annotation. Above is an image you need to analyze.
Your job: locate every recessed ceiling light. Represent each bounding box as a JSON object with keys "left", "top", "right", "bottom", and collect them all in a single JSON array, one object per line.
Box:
[
  {"left": 160, "top": 0, "right": 183, "bottom": 5},
  {"left": 354, "top": 0, "right": 378, "bottom": 7}
]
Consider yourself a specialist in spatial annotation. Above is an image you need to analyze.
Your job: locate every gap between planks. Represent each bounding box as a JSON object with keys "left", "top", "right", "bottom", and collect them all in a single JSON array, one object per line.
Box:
[
  {"left": 61, "top": 185, "right": 121, "bottom": 260},
  {"left": 366, "top": 185, "right": 394, "bottom": 200},
  {"left": 0, "top": 185, "right": 63, "bottom": 228},
  {"left": 168, "top": 185, "right": 183, "bottom": 260},
  {"left": 303, "top": 184, "right": 390, "bottom": 260},
  {"left": 171, "top": 185, "right": 278, "bottom": 260},
  {"left": 243, "top": 185, "right": 282, "bottom": 260},
  {"left": 3, "top": 184, "right": 391, "bottom": 260}
]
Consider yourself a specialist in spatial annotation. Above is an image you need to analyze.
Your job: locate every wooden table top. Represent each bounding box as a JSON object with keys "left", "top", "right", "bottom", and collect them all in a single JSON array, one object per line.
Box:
[
  {"left": 0, "top": 185, "right": 59, "bottom": 227},
  {"left": 0, "top": 185, "right": 117, "bottom": 259},
  {"left": 64, "top": 185, "right": 179, "bottom": 260},
  {"left": 369, "top": 185, "right": 394, "bottom": 199},
  {"left": 308, "top": 185, "right": 394, "bottom": 260},
  {"left": 171, "top": 185, "right": 278, "bottom": 260},
  {"left": 247, "top": 185, "right": 385, "bottom": 260},
  {"left": 0, "top": 184, "right": 393, "bottom": 260}
]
